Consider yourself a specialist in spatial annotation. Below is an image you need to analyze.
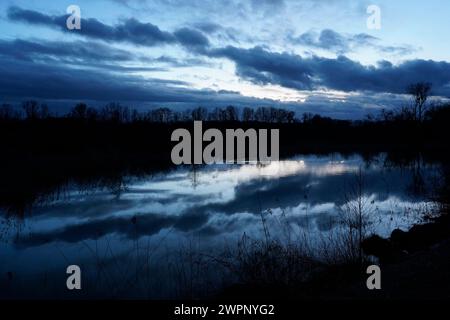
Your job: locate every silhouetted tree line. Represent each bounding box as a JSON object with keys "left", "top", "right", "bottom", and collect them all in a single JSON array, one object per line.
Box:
[
  {"left": 0, "top": 102, "right": 298, "bottom": 124},
  {"left": 2, "top": 100, "right": 449, "bottom": 124},
  {"left": 1, "top": 82, "right": 447, "bottom": 125}
]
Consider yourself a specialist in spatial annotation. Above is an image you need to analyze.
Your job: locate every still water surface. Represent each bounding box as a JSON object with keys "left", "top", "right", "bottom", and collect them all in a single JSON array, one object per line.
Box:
[{"left": 0, "top": 153, "right": 441, "bottom": 298}]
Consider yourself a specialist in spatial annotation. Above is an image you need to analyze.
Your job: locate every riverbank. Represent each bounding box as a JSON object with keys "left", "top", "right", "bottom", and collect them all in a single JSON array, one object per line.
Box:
[{"left": 216, "top": 212, "right": 450, "bottom": 300}]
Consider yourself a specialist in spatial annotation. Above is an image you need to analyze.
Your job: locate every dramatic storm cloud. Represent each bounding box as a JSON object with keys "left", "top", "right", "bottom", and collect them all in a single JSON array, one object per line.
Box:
[
  {"left": 210, "top": 46, "right": 450, "bottom": 95},
  {"left": 7, "top": 6, "right": 209, "bottom": 50}
]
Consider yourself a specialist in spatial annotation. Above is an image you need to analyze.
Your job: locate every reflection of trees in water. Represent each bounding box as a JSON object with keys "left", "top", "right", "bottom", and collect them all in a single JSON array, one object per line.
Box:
[
  {"left": 188, "top": 165, "right": 199, "bottom": 189},
  {"left": 433, "top": 165, "right": 450, "bottom": 213},
  {"left": 106, "top": 176, "right": 129, "bottom": 199},
  {"left": 0, "top": 214, "right": 28, "bottom": 244},
  {"left": 408, "top": 154, "right": 427, "bottom": 197},
  {"left": 0, "top": 159, "right": 172, "bottom": 217},
  {"left": 382, "top": 151, "right": 445, "bottom": 200},
  {"left": 1, "top": 151, "right": 448, "bottom": 224}
]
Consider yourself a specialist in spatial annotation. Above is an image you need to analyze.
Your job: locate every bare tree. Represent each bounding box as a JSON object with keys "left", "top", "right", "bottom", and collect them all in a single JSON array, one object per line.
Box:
[
  {"left": 131, "top": 109, "right": 141, "bottom": 122},
  {"left": 339, "top": 167, "right": 374, "bottom": 265},
  {"left": 286, "top": 110, "right": 295, "bottom": 123},
  {"left": 148, "top": 107, "right": 172, "bottom": 123},
  {"left": 22, "top": 100, "right": 39, "bottom": 120},
  {"left": 39, "top": 104, "right": 50, "bottom": 119},
  {"left": 225, "top": 106, "right": 238, "bottom": 121},
  {"left": 242, "top": 107, "right": 255, "bottom": 122},
  {"left": 407, "top": 82, "right": 432, "bottom": 122},
  {"left": 69, "top": 103, "right": 88, "bottom": 120},
  {"left": 302, "top": 113, "right": 314, "bottom": 123},
  {"left": 0, "top": 104, "right": 20, "bottom": 120},
  {"left": 100, "top": 103, "right": 130, "bottom": 123},
  {"left": 86, "top": 107, "right": 99, "bottom": 121},
  {"left": 191, "top": 107, "right": 208, "bottom": 121}
]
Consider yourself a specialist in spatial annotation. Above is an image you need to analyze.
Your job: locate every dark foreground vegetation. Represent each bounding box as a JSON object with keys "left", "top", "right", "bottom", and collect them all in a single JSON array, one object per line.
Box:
[{"left": 216, "top": 215, "right": 450, "bottom": 301}]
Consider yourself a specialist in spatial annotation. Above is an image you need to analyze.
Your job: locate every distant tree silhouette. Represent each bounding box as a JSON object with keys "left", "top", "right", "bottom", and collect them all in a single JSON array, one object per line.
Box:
[
  {"left": 271, "top": 108, "right": 295, "bottom": 123},
  {"left": 131, "top": 109, "right": 142, "bottom": 122},
  {"left": 10, "top": 98, "right": 450, "bottom": 128},
  {"left": 0, "top": 104, "right": 20, "bottom": 120},
  {"left": 22, "top": 100, "right": 49, "bottom": 120},
  {"left": 69, "top": 103, "right": 88, "bottom": 120},
  {"left": 302, "top": 113, "right": 314, "bottom": 123},
  {"left": 208, "top": 107, "right": 225, "bottom": 121},
  {"left": 225, "top": 106, "right": 238, "bottom": 121},
  {"left": 39, "top": 104, "right": 50, "bottom": 119},
  {"left": 191, "top": 107, "right": 208, "bottom": 121},
  {"left": 286, "top": 110, "right": 295, "bottom": 123},
  {"left": 22, "top": 100, "right": 39, "bottom": 120},
  {"left": 407, "top": 82, "right": 432, "bottom": 122},
  {"left": 242, "top": 107, "right": 255, "bottom": 121},
  {"left": 255, "top": 107, "right": 270, "bottom": 122},
  {"left": 379, "top": 108, "right": 395, "bottom": 122},
  {"left": 148, "top": 108, "right": 173, "bottom": 123},
  {"left": 86, "top": 107, "right": 99, "bottom": 121},
  {"left": 100, "top": 103, "right": 130, "bottom": 123}
]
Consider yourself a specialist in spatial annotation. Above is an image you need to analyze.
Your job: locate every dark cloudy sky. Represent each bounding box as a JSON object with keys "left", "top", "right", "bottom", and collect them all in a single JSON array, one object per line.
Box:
[{"left": 1, "top": 0, "right": 450, "bottom": 118}]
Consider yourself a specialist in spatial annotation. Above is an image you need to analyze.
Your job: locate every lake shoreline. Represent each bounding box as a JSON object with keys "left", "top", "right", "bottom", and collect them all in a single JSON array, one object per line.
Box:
[{"left": 216, "top": 211, "right": 450, "bottom": 300}]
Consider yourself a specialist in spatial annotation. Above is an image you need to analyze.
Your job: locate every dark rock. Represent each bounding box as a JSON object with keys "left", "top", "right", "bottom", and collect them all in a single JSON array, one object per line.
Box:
[{"left": 361, "top": 235, "right": 397, "bottom": 262}]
